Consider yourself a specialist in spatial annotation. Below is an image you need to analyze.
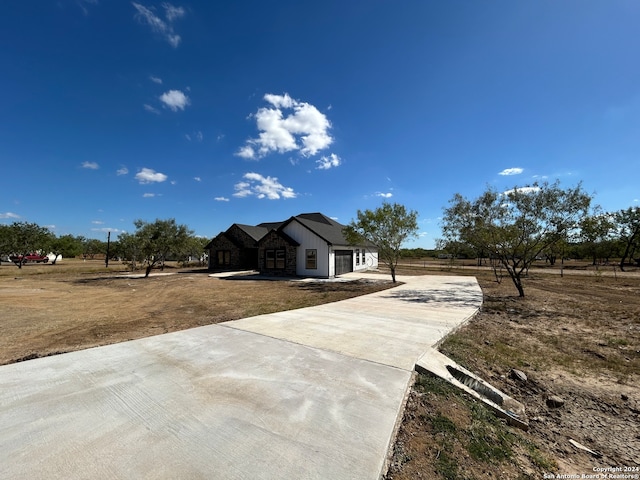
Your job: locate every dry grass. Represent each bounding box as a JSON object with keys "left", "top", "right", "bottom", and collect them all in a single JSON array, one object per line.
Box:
[
  {"left": 0, "top": 259, "right": 394, "bottom": 365},
  {"left": 386, "top": 264, "right": 640, "bottom": 479}
]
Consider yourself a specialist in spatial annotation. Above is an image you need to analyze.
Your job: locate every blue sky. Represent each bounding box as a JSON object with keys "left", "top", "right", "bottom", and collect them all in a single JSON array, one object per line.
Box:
[{"left": 1, "top": 1, "right": 639, "bottom": 248}]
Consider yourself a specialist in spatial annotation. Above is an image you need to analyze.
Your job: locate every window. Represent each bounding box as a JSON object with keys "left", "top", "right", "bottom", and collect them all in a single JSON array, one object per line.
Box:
[
  {"left": 265, "top": 249, "right": 285, "bottom": 269},
  {"left": 265, "top": 249, "right": 275, "bottom": 269},
  {"left": 306, "top": 249, "right": 317, "bottom": 269},
  {"left": 356, "top": 249, "right": 360, "bottom": 266},
  {"left": 217, "top": 250, "right": 230, "bottom": 266},
  {"left": 361, "top": 249, "right": 365, "bottom": 265}
]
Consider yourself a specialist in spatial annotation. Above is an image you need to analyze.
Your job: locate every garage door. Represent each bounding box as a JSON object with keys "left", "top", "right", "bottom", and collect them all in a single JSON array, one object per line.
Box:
[{"left": 334, "top": 250, "right": 353, "bottom": 275}]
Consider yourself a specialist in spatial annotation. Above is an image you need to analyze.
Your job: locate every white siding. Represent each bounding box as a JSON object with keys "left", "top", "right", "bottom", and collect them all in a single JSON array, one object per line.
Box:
[
  {"left": 283, "top": 221, "right": 330, "bottom": 277},
  {"left": 365, "top": 250, "right": 379, "bottom": 269},
  {"left": 328, "top": 250, "right": 335, "bottom": 277},
  {"left": 282, "top": 219, "right": 379, "bottom": 278}
]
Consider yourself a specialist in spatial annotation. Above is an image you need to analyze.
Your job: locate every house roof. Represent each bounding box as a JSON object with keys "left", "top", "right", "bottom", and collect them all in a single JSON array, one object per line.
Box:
[
  {"left": 256, "top": 221, "right": 285, "bottom": 231},
  {"left": 232, "top": 224, "right": 269, "bottom": 243},
  {"left": 284, "top": 212, "right": 350, "bottom": 246}
]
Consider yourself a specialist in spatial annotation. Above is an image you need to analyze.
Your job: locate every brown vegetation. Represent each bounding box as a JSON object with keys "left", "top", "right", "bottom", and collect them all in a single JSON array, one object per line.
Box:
[{"left": 386, "top": 263, "right": 640, "bottom": 478}]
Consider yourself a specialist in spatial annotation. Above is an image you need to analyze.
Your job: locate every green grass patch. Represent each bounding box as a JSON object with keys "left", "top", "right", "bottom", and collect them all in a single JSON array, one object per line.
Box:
[
  {"left": 435, "top": 449, "right": 462, "bottom": 480},
  {"left": 431, "top": 413, "right": 458, "bottom": 435},
  {"left": 467, "top": 403, "right": 515, "bottom": 462}
]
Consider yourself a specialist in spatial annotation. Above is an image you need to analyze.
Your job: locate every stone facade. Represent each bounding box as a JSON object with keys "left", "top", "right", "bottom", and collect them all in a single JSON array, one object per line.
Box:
[
  {"left": 258, "top": 230, "right": 297, "bottom": 276},
  {"left": 208, "top": 234, "right": 241, "bottom": 270},
  {"left": 208, "top": 225, "right": 260, "bottom": 270}
]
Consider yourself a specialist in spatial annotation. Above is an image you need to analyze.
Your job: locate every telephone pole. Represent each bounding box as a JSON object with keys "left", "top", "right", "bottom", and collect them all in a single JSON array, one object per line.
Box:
[{"left": 105, "top": 231, "right": 111, "bottom": 268}]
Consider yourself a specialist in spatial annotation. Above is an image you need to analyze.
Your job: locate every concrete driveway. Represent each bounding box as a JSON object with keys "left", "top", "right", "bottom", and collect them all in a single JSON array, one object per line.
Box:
[{"left": 0, "top": 274, "right": 482, "bottom": 480}]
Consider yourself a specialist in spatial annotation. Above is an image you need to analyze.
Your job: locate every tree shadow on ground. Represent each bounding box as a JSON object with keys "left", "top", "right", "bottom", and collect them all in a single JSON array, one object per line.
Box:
[{"left": 383, "top": 288, "right": 482, "bottom": 308}]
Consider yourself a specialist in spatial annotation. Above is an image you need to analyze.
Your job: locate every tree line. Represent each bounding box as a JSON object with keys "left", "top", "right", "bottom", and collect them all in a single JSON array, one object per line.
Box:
[
  {"left": 0, "top": 219, "right": 210, "bottom": 277},
  {"left": 438, "top": 181, "right": 640, "bottom": 297},
  {"left": 3, "top": 182, "right": 638, "bottom": 294}
]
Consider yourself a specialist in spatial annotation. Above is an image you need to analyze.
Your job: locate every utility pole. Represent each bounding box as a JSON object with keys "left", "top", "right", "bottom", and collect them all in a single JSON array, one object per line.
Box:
[{"left": 105, "top": 231, "right": 110, "bottom": 268}]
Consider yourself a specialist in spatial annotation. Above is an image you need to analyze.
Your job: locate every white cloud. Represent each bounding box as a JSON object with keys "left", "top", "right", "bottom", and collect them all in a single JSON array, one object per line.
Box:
[
  {"left": 163, "top": 2, "right": 185, "bottom": 21},
  {"left": 143, "top": 103, "right": 160, "bottom": 115},
  {"left": 143, "top": 193, "right": 159, "bottom": 198},
  {"left": 316, "top": 153, "right": 341, "bottom": 170},
  {"left": 91, "top": 220, "right": 104, "bottom": 225},
  {"left": 185, "top": 130, "right": 203, "bottom": 142},
  {"left": 499, "top": 167, "right": 524, "bottom": 176},
  {"left": 135, "top": 167, "right": 168, "bottom": 184},
  {"left": 376, "top": 192, "right": 393, "bottom": 198},
  {"left": 149, "top": 75, "right": 163, "bottom": 84},
  {"left": 236, "top": 93, "right": 333, "bottom": 159},
  {"left": 236, "top": 145, "right": 256, "bottom": 160},
  {"left": 194, "top": 177, "right": 201, "bottom": 182},
  {"left": 214, "top": 197, "right": 230, "bottom": 202},
  {"left": 0, "top": 212, "right": 20, "bottom": 219},
  {"left": 159, "top": 89, "right": 190, "bottom": 111},
  {"left": 503, "top": 186, "right": 541, "bottom": 196},
  {"left": 77, "top": 0, "right": 98, "bottom": 15},
  {"left": 132, "top": 2, "right": 184, "bottom": 48},
  {"left": 81, "top": 161, "right": 99, "bottom": 170},
  {"left": 116, "top": 167, "right": 129, "bottom": 176},
  {"left": 233, "top": 172, "right": 297, "bottom": 200}
]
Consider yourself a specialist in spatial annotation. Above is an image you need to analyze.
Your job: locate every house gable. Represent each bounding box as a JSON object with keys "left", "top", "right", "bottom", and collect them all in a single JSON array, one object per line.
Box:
[
  {"left": 280, "top": 213, "right": 350, "bottom": 246},
  {"left": 207, "top": 224, "right": 266, "bottom": 270}
]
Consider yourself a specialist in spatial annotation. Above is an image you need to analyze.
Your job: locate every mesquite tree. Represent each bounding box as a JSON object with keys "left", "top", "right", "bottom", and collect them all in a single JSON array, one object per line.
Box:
[
  {"left": 344, "top": 202, "right": 419, "bottom": 283},
  {"left": 441, "top": 181, "right": 591, "bottom": 297}
]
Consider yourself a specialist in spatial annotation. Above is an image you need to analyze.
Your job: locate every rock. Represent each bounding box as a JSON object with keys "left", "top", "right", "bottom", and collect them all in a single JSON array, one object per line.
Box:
[
  {"left": 510, "top": 369, "right": 528, "bottom": 382},
  {"left": 621, "top": 394, "right": 629, "bottom": 401},
  {"left": 546, "top": 395, "right": 565, "bottom": 408}
]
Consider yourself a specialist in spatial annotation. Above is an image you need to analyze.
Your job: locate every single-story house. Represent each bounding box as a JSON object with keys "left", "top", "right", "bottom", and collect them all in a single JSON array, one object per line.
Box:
[{"left": 205, "top": 212, "right": 378, "bottom": 278}]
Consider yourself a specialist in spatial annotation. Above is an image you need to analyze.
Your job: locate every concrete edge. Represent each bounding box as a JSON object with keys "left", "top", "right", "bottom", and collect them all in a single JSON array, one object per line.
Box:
[
  {"left": 379, "top": 370, "right": 417, "bottom": 480},
  {"left": 431, "top": 305, "right": 481, "bottom": 351},
  {"left": 416, "top": 348, "right": 528, "bottom": 431}
]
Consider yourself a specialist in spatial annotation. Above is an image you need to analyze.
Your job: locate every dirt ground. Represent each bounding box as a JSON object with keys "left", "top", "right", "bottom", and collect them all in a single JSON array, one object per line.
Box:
[
  {"left": 0, "top": 260, "right": 394, "bottom": 365},
  {"left": 386, "top": 265, "right": 640, "bottom": 479}
]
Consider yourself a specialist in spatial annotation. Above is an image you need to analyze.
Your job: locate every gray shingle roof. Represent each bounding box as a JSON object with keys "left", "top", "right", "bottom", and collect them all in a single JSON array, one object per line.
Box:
[
  {"left": 286, "top": 213, "right": 349, "bottom": 245},
  {"left": 233, "top": 224, "right": 270, "bottom": 243}
]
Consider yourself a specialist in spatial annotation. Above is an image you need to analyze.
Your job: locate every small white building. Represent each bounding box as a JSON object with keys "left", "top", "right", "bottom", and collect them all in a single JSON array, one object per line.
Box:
[{"left": 206, "top": 212, "right": 378, "bottom": 278}]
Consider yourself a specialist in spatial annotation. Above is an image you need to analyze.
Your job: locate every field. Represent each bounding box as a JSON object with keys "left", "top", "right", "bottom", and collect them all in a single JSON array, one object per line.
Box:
[
  {"left": 0, "top": 259, "right": 394, "bottom": 365},
  {"left": 2, "top": 258, "right": 639, "bottom": 477}
]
